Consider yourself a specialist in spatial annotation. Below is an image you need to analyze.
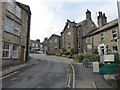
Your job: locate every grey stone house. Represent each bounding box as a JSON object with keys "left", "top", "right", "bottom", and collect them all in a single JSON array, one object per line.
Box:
[
  {"left": 83, "top": 12, "right": 120, "bottom": 55},
  {"left": 42, "top": 37, "right": 48, "bottom": 54},
  {"left": 29, "top": 39, "right": 43, "bottom": 53},
  {"left": 47, "top": 34, "right": 60, "bottom": 55},
  {"left": 0, "top": 0, "right": 31, "bottom": 67},
  {"left": 60, "top": 9, "right": 97, "bottom": 53}
]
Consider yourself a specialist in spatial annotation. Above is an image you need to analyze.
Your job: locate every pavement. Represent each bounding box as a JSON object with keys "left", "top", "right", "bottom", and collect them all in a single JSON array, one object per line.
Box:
[
  {"left": 0, "top": 56, "right": 37, "bottom": 78},
  {"left": 72, "top": 62, "right": 116, "bottom": 89}
]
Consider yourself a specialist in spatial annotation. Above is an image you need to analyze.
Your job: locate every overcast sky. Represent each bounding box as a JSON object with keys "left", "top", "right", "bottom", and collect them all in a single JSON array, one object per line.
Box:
[{"left": 16, "top": 0, "right": 118, "bottom": 42}]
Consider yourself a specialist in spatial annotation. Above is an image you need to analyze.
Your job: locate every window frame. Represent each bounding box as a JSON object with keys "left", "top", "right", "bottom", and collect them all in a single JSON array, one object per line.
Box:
[
  {"left": 14, "top": 21, "right": 20, "bottom": 36},
  {"left": 6, "top": 0, "right": 14, "bottom": 14},
  {"left": 2, "top": 43, "right": 11, "bottom": 58},
  {"left": 16, "top": 5, "right": 21, "bottom": 18},
  {"left": 5, "top": 17, "right": 13, "bottom": 33},
  {"left": 112, "top": 46, "right": 118, "bottom": 53},
  {"left": 99, "top": 32, "right": 104, "bottom": 42},
  {"left": 55, "top": 38, "right": 57, "bottom": 43},
  {"left": 12, "top": 45, "right": 19, "bottom": 58},
  {"left": 111, "top": 29, "right": 117, "bottom": 40}
]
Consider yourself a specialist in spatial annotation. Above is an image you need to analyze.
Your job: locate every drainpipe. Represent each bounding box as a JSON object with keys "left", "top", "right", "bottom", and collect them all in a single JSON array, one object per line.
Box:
[{"left": 25, "top": 10, "right": 31, "bottom": 62}]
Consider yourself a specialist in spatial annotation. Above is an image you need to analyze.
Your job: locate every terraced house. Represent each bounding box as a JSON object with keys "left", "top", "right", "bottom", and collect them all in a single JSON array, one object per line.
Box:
[
  {"left": 0, "top": 0, "right": 31, "bottom": 67},
  {"left": 29, "top": 39, "right": 43, "bottom": 53},
  {"left": 60, "top": 9, "right": 97, "bottom": 53},
  {"left": 83, "top": 12, "right": 120, "bottom": 55},
  {"left": 47, "top": 34, "right": 60, "bottom": 55}
]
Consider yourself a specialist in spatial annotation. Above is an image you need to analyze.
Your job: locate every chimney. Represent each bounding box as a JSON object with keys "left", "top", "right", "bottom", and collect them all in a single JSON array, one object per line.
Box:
[
  {"left": 36, "top": 39, "right": 40, "bottom": 43},
  {"left": 102, "top": 13, "right": 107, "bottom": 25},
  {"left": 97, "top": 11, "right": 103, "bottom": 27},
  {"left": 86, "top": 9, "right": 91, "bottom": 20},
  {"left": 97, "top": 11, "right": 107, "bottom": 27}
]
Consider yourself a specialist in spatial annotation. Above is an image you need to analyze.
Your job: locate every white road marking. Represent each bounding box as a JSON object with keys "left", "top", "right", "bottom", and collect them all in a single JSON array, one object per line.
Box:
[
  {"left": 93, "top": 81, "right": 97, "bottom": 89},
  {"left": 0, "top": 71, "right": 19, "bottom": 80},
  {"left": 64, "top": 59, "right": 75, "bottom": 88}
]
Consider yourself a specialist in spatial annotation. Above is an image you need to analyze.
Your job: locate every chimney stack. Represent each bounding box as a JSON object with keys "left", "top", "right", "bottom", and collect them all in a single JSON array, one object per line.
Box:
[
  {"left": 97, "top": 11, "right": 107, "bottom": 27},
  {"left": 86, "top": 9, "right": 91, "bottom": 20}
]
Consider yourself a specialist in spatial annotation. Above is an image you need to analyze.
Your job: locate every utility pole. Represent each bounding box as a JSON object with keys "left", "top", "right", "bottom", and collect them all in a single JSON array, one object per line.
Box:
[{"left": 117, "top": 0, "right": 120, "bottom": 63}]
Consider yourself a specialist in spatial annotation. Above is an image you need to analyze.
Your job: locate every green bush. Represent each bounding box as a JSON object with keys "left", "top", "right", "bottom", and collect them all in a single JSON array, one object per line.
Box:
[
  {"left": 75, "top": 53, "right": 83, "bottom": 62},
  {"left": 75, "top": 53, "right": 100, "bottom": 63}
]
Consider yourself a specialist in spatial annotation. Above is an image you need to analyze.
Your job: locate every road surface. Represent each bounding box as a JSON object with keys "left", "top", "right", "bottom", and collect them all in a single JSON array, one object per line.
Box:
[{"left": 2, "top": 54, "right": 70, "bottom": 88}]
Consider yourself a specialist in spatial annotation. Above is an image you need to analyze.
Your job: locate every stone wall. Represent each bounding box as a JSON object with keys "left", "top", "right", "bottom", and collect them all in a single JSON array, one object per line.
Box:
[{"left": 0, "top": 1, "right": 2, "bottom": 67}]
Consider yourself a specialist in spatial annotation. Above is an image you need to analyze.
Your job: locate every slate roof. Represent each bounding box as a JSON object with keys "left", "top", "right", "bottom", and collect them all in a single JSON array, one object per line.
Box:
[
  {"left": 49, "top": 34, "right": 60, "bottom": 39},
  {"left": 83, "top": 19, "right": 118, "bottom": 38}
]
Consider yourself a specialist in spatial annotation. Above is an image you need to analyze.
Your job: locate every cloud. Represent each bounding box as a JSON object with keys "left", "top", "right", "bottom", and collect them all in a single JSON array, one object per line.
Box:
[{"left": 16, "top": 0, "right": 118, "bottom": 42}]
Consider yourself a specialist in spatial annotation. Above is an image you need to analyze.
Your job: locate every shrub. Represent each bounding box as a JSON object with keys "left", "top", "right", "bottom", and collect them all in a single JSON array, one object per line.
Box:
[{"left": 75, "top": 53, "right": 83, "bottom": 62}]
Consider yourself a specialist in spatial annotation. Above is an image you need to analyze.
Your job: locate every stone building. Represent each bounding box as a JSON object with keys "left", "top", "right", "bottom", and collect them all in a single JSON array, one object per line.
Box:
[
  {"left": 0, "top": 0, "right": 31, "bottom": 67},
  {"left": 47, "top": 34, "right": 60, "bottom": 55},
  {"left": 29, "top": 39, "right": 43, "bottom": 53},
  {"left": 83, "top": 12, "right": 119, "bottom": 55},
  {"left": 60, "top": 9, "right": 97, "bottom": 53},
  {"left": 42, "top": 37, "right": 48, "bottom": 54}
]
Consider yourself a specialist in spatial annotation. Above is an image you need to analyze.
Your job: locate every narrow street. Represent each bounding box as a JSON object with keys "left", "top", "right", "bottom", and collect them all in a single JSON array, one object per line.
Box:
[
  {"left": 2, "top": 54, "right": 69, "bottom": 88},
  {"left": 2, "top": 54, "right": 116, "bottom": 89}
]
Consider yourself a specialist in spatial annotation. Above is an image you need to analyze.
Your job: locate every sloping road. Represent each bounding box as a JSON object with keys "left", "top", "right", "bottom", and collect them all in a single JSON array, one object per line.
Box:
[{"left": 2, "top": 54, "right": 70, "bottom": 88}]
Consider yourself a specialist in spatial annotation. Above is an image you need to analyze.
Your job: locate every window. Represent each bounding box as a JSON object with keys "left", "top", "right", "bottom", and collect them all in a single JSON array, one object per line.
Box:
[
  {"left": 99, "top": 32, "right": 104, "bottom": 42},
  {"left": 5, "top": 17, "right": 13, "bottom": 32},
  {"left": 68, "top": 31, "right": 71, "bottom": 39},
  {"left": 111, "top": 29, "right": 117, "bottom": 40},
  {"left": 55, "top": 46, "right": 57, "bottom": 49},
  {"left": 86, "top": 37, "right": 90, "bottom": 43},
  {"left": 32, "top": 43, "right": 35, "bottom": 47},
  {"left": 3, "top": 43, "right": 10, "bottom": 58},
  {"left": 112, "top": 46, "right": 118, "bottom": 53},
  {"left": 67, "top": 24, "right": 70, "bottom": 28},
  {"left": 12, "top": 45, "right": 18, "bottom": 58},
  {"left": 78, "top": 43, "right": 80, "bottom": 49},
  {"left": 78, "top": 31, "right": 80, "bottom": 37},
  {"left": 55, "top": 39, "right": 57, "bottom": 43},
  {"left": 50, "top": 40, "right": 52, "bottom": 44},
  {"left": 14, "top": 22, "right": 20, "bottom": 36},
  {"left": 68, "top": 43, "right": 71, "bottom": 49},
  {"left": 6, "top": 0, "right": 14, "bottom": 13},
  {"left": 16, "top": 5, "right": 21, "bottom": 18},
  {"left": 36, "top": 44, "right": 38, "bottom": 48},
  {"left": 5, "top": 17, "right": 21, "bottom": 35}
]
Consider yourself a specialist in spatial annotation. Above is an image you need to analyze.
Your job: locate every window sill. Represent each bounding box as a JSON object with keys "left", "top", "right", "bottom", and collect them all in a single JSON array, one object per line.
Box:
[
  {"left": 111, "top": 39, "right": 117, "bottom": 42},
  {"left": 2, "top": 58, "right": 10, "bottom": 60},
  {"left": 6, "top": 10, "right": 21, "bottom": 20},
  {"left": 99, "top": 41, "right": 104, "bottom": 43},
  {"left": 4, "top": 31, "right": 21, "bottom": 38},
  {"left": 2, "top": 58, "right": 18, "bottom": 60}
]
